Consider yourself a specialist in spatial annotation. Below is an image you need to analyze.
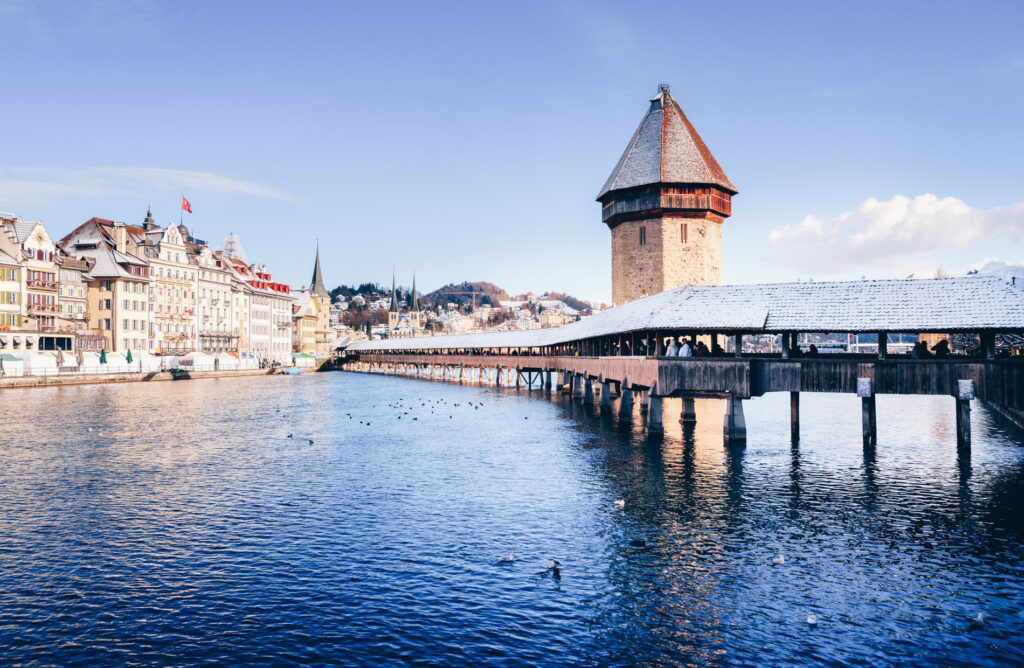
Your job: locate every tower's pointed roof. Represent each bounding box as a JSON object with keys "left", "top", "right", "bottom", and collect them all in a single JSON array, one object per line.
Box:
[
  {"left": 389, "top": 271, "right": 398, "bottom": 312},
  {"left": 411, "top": 272, "right": 418, "bottom": 311},
  {"left": 310, "top": 242, "right": 329, "bottom": 298},
  {"left": 598, "top": 84, "right": 736, "bottom": 198}
]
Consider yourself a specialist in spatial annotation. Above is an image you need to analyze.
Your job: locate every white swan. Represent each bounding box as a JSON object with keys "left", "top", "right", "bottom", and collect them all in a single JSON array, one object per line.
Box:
[{"left": 772, "top": 554, "right": 785, "bottom": 566}]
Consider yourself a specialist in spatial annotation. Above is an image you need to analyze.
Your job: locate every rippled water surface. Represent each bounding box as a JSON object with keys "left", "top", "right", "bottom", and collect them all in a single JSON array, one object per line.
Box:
[{"left": 1, "top": 372, "right": 1023, "bottom": 666}]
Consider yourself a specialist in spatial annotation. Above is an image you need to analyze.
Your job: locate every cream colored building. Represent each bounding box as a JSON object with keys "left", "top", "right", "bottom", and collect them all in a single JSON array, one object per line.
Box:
[
  {"left": 195, "top": 246, "right": 238, "bottom": 352},
  {"left": 141, "top": 222, "right": 198, "bottom": 354},
  {"left": 59, "top": 217, "right": 151, "bottom": 353}
]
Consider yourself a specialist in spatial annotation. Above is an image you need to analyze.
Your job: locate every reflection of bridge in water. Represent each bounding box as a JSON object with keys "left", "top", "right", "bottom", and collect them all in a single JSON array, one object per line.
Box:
[{"left": 343, "top": 276, "right": 1024, "bottom": 450}]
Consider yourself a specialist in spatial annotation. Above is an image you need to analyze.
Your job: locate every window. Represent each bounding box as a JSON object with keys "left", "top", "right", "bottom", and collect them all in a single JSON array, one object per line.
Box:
[
  {"left": 123, "top": 319, "right": 129, "bottom": 330},
  {"left": 101, "top": 280, "right": 112, "bottom": 291},
  {"left": 639, "top": 226, "right": 647, "bottom": 246},
  {"left": 123, "top": 299, "right": 129, "bottom": 310},
  {"left": 681, "top": 223, "right": 688, "bottom": 243}
]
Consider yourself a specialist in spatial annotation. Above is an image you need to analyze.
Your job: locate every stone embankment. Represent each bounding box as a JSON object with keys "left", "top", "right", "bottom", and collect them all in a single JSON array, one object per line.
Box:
[{"left": 0, "top": 367, "right": 315, "bottom": 390}]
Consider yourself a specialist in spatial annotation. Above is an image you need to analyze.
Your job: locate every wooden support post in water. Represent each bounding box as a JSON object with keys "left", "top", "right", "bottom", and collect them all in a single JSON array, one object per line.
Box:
[
  {"left": 723, "top": 396, "right": 747, "bottom": 443},
  {"left": 600, "top": 376, "right": 612, "bottom": 411},
  {"left": 646, "top": 381, "right": 663, "bottom": 432},
  {"left": 639, "top": 388, "right": 649, "bottom": 413},
  {"left": 619, "top": 376, "right": 633, "bottom": 420},
  {"left": 858, "top": 378, "right": 877, "bottom": 447},
  {"left": 790, "top": 391, "right": 800, "bottom": 442},
  {"left": 681, "top": 397, "right": 696, "bottom": 423},
  {"left": 584, "top": 375, "right": 594, "bottom": 402},
  {"left": 544, "top": 370, "right": 552, "bottom": 390},
  {"left": 956, "top": 380, "right": 974, "bottom": 449},
  {"left": 515, "top": 365, "right": 521, "bottom": 390}
]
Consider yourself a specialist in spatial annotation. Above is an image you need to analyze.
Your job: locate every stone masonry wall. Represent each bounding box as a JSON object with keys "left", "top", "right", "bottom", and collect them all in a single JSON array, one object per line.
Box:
[
  {"left": 611, "top": 215, "right": 722, "bottom": 305},
  {"left": 611, "top": 219, "right": 664, "bottom": 305},
  {"left": 660, "top": 216, "right": 722, "bottom": 289}
]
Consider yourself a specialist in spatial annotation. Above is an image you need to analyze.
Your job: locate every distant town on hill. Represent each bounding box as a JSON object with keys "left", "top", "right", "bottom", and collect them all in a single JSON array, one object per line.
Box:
[{"left": 328, "top": 280, "right": 599, "bottom": 334}]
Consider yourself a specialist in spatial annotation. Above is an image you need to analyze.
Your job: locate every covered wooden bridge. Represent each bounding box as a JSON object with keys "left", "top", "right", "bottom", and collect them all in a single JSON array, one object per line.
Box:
[{"left": 342, "top": 276, "right": 1024, "bottom": 448}]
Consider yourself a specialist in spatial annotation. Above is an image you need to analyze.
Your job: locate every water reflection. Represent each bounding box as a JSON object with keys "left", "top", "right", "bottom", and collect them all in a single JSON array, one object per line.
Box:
[{"left": 0, "top": 375, "right": 1022, "bottom": 665}]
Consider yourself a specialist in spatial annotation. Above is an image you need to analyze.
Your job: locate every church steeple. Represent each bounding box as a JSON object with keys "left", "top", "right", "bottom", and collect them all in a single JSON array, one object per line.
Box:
[
  {"left": 411, "top": 272, "right": 418, "bottom": 311},
  {"left": 310, "top": 241, "right": 330, "bottom": 298},
  {"left": 389, "top": 271, "right": 398, "bottom": 312}
]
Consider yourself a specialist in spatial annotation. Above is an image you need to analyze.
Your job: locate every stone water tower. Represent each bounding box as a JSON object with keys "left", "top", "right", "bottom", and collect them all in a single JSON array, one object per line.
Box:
[{"left": 598, "top": 84, "right": 737, "bottom": 305}]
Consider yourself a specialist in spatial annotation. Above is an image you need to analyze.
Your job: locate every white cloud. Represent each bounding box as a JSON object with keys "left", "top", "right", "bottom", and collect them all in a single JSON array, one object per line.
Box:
[
  {"left": 768, "top": 194, "right": 1024, "bottom": 274},
  {"left": 0, "top": 167, "right": 292, "bottom": 204}
]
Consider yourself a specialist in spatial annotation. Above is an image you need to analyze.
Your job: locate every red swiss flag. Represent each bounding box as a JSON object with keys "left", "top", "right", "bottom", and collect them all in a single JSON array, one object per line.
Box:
[{"left": 181, "top": 195, "right": 192, "bottom": 214}]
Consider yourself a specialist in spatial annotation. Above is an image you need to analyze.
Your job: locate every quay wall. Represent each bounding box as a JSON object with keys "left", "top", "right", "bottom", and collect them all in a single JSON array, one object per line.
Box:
[{"left": 0, "top": 367, "right": 296, "bottom": 390}]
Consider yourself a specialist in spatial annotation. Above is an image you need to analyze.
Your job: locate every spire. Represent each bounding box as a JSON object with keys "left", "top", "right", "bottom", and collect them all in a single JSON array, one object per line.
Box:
[
  {"left": 411, "top": 271, "right": 418, "bottom": 311},
  {"left": 310, "top": 240, "right": 330, "bottom": 298},
  {"left": 598, "top": 83, "right": 736, "bottom": 198},
  {"left": 389, "top": 270, "right": 398, "bottom": 312},
  {"left": 142, "top": 206, "right": 157, "bottom": 230}
]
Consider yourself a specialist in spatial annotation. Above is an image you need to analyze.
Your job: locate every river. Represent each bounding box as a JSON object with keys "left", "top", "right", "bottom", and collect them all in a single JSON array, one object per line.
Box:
[{"left": 0, "top": 372, "right": 1021, "bottom": 666}]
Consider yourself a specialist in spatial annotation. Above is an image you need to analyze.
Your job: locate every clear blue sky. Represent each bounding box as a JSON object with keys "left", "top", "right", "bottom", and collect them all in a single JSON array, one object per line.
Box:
[{"left": 2, "top": 0, "right": 1022, "bottom": 304}]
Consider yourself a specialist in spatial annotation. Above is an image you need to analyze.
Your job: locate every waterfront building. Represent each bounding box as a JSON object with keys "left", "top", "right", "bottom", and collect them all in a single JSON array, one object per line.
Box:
[
  {"left": 139, "top": 218, "right": 198, "bottom": 354},
  {"left": 194, "top": 245, "right": 238, "bottom": 353},
  {"left": 598, "top": 84, "right": 737, "bottom": 305},
  {"left": 0, "top": 214, "right": 74, "bottom": 351},
  {"left": 57, "top": 256, "right": 104, "bottom": 352},
  {"left": 59, "top": 218, "right": 151, "bottom": 353},
  {"left": 291, "top": 289, "right": 319, "bottom": 354},
  {"left": 0, "top": 247, "right": 22, "bottom": 350},
  {"left": 227, "top": 258, "right": 292, "bottom": 364}
]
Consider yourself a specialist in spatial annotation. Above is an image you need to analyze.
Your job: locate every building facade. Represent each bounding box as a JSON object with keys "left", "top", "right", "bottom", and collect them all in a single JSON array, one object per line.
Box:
[
  {"left": 0, "top": 215, "right": 74, "bottom": 351},
  {"left": 195, "top": 246, "right": 238, "bottom": 352},
  {"left": 60, "top": 217, "right": 152, "bottom": 353},
  {"left": 598, "top": 84, "right": 737, "bottom": 305},
  {"left": 142, "top": 222, "right": 198, "bottom": 355}
]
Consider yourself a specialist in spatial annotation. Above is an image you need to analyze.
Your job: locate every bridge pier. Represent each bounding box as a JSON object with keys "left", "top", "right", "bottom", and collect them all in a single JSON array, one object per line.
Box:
[
  {"left": 956, "top": 380, "right": 974, "bottom": 450},
  {"left": 584, "top": 376, "right": 594, "bottom": 402},
  {"left": 619, "top": 377, "right": 633, "bottom": 420},
  {"left": 646, "top": 381, "right": 662, "bottom": 432},
  {"left": 545, "top": 370, "right": 553, "bottom": 391},
  {"left": 790, "top": 391, "right": 800, "bottom": 442},
  {"left": 858, "top": 378, "right": 877, "bottom": 447},
  {"left": 681, "top": 397, "right": 696, "bottom": 423},
  {"left": 600, "top": 376, "right": 612, "bottom": 411},
  {"left": 723, "top": 396, "right": 746, "bottom": 443}
]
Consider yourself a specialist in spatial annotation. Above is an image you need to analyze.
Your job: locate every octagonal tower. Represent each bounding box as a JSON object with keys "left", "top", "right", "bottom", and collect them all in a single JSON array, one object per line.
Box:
[{"left": 598, "top": 84, "right": 737, "bottom": 305}]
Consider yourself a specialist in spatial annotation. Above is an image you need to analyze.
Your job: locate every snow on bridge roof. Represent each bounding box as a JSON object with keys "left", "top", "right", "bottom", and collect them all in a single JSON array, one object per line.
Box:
[{"left": 346, "top": 276, "right": 1024, "bottom": 352}]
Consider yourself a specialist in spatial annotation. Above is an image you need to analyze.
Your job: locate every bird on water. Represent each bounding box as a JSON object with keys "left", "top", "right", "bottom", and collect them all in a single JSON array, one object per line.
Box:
[{"left": 772, "top": 554, "right": 785, "bottom": 566}]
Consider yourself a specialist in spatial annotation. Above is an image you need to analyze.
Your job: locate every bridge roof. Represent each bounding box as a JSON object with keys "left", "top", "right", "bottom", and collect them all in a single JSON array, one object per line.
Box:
[{"left": 347, "top": 276, "right": 1024, "bottom": 352}]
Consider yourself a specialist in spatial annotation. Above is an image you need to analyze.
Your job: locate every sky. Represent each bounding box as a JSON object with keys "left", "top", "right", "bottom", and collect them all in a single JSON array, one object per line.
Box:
[{"left": 1, "top": 0, "right": 1022, "bottom": 304}]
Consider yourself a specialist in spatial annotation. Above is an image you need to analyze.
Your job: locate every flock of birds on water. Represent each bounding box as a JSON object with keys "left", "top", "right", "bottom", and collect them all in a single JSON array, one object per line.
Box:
[{"left": 110, "top": 389, "right": 984, "bottom": 633}]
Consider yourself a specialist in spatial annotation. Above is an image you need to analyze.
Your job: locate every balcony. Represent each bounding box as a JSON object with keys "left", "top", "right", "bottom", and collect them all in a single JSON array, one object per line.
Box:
[
  {"left": 26, "top": 278, "right": 59, "bottom": 291},
  {"left": 27, "top": 303, "right": 61, "bottom": 315}
]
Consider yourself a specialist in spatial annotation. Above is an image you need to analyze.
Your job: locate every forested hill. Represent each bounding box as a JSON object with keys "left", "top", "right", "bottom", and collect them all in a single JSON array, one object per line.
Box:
[{"left": 422, "top": 282, "right": 508, "bottom": 308}]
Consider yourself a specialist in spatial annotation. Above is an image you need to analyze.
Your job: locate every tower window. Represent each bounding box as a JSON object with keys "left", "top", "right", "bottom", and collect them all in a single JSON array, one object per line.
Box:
[
  {"left": 681, "top": 223, "right": 688, "bottom": 244},
  {"left": 639, "top": 226, "right": 646, "bottom": 246}
]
